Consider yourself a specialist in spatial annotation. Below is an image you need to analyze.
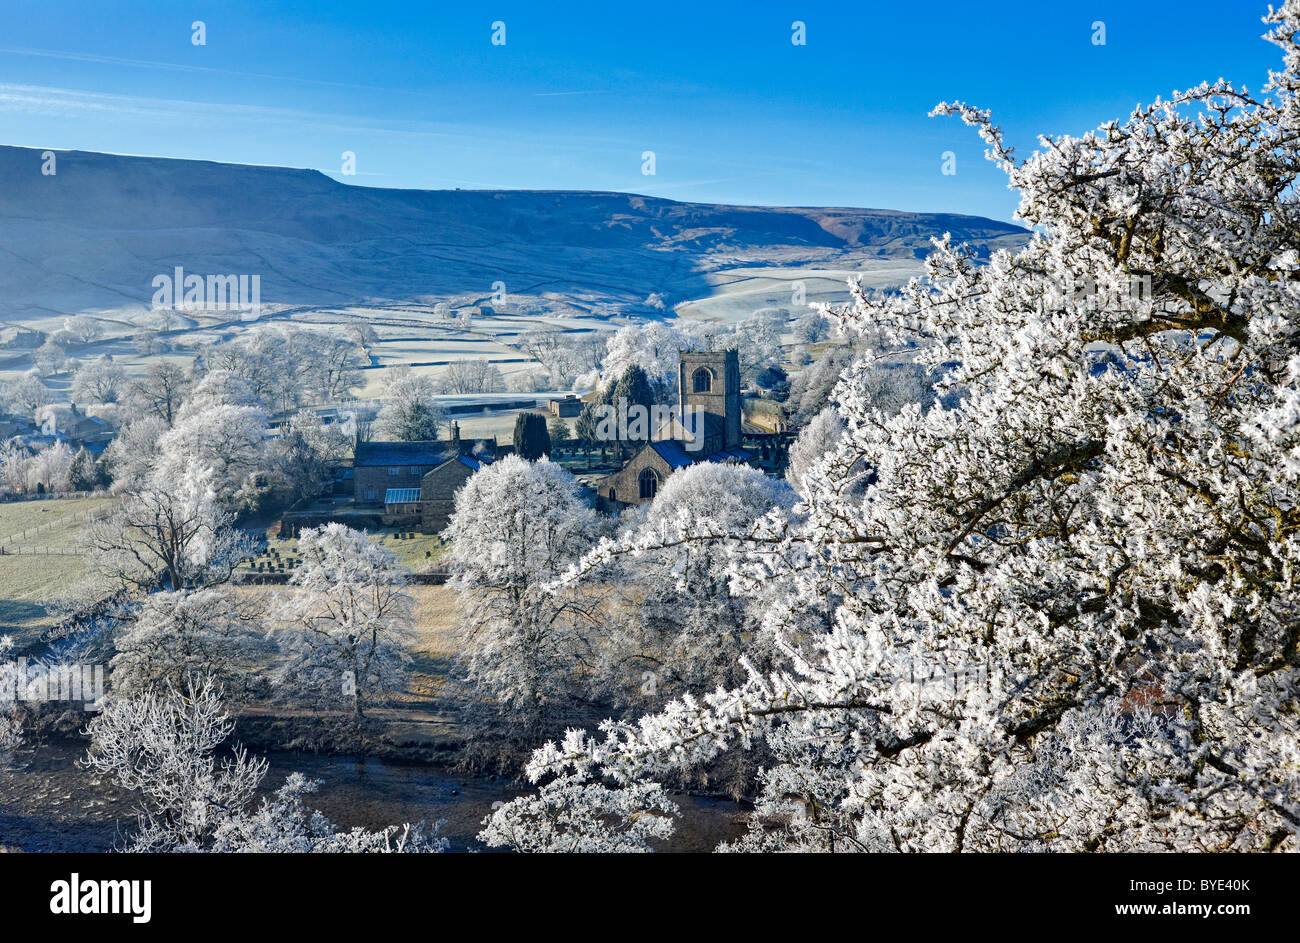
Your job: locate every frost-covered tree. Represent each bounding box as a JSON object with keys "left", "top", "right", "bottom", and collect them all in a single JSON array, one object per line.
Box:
[
  {"left": 446, "top": 456, "right": 604, "bottom": 767},
  {"left": 5, "top": 370, "right": 51, "bottom": 418},
  {"left": 178, "top": 369, "right": 262, "bottom": 419},
  {"left": 156, "top": 404, "right": 269, "bottom": 510},
  {"left": 0, "top": 637, "right": 25, "bottom": 762},
  {"left": 14, "top": 441, "right": 75, "bottom": 494},
  {"left": 378, "top": 374, "right": 446, "bottom": 441},
  {"left": 125, "top": 361, "right": 190, "bottom": 427},
  {"left": 599, "top": 322, "right": 697, "bottom": 396},
  {"left": 199, "top": 327, "right": 345, "bottom": 415},
  {"left": 102, "top": 414, "right": 168, "bottom": 493},
  {"left": 726, "top": 317, "right": 784, "bottom": 386},
  {"left": 289, "top": 409, "right": 353, "bottom": 464},
  {"left": 34, "top": 338, "right": 68, "bottom": 377},
  {"left": 71, "top": 355, "right": 127, "bottom": 405},
  {"left": 133, "top": 329, "right": 164, "bottom": 357},
  {"left": 87, "top": 462, "right": 255, "bottom": 593},
  {"left": 794, "top": 311, "right": 832, "bottom": 344},
  {"left": 518, "top": 329, "right": 588, "bottom": 388},
  {"left": 438, "top": 359, "right": 504, "bottom": 394},
  {"left": 608, "top": 462, "right": 796, "bottom": 705},
  {"left": 84, "top": 676, "right": 267, "bottom": 852},
  {"left": 300, "top": 331, "right": 366, "bottom": 404},
  {"left": 501, "top": 3, "right": 1300, "bottom": 853},
  {"left": 347, "top": 321, "right": 380, "bottom": 349},
  {"left": 268, "top": 524, "right": 415, "bottom": 718},
  {"left": 209, "top": 773, "right": 445, "bottom": 853},
  {"left": 272, "top": 409, "right": 353, "bottom": 501},
  {"left": 0, "top": 444, "right": 25, "bottom": 494},
  {"left": 64, "top": 314, "right": 104, "bottom": 344},
  {"left": 110, "top": 588, "right": 261, "bottom": 700},
  {"left": 86, "top": 676, "right": 441, "bottom": 852},
  {"left": 345, "top": 400, "right": 381, "bottom": 444},
  {"left": 785, "top": 346, "right": 856, "bottom": 424},
  {"left": 786, "top": 407, "right": 850, "bottom": 496},
  {"left": 508, "top": 367, "right": 554, "bottom": 393},
  {"left": 857, "top": 359, "right": 941, "bottom": 416}
]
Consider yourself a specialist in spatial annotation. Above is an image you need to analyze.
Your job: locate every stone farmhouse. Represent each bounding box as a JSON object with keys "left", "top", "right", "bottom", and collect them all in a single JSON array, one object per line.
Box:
[
  {"left": 354, "top": 423, "right": 498, "bottom": 505},
  {"left": 345, "top": 421, "right": 500, "bottom": 533},
  {"left": 381, "top": 453, "right": 492, "bottom": 532}
]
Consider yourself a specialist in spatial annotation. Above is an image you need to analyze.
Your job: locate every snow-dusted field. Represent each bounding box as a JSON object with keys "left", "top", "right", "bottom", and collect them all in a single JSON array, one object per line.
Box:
[{"left": 0, "top": 254, "right": 923, "bottom": 406}]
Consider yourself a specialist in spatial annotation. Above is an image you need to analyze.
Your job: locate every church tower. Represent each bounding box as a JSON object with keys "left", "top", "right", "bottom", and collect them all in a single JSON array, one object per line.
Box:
[{"left": 678, "top": 349, "right": 741, "bottom": 453}]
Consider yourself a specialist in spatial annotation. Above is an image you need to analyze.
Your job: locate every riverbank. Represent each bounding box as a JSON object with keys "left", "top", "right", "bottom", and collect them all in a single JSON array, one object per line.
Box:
[{"left": 0, "top": 732, "right": 747, "bottom": 853}]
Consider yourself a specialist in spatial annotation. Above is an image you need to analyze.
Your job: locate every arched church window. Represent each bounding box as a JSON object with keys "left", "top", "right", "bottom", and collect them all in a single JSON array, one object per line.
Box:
[
  {"left": 692, "top": 367, "right": 713, "bottom": 393},
  {"left": 638, "top": 467, "right": 660, "bottom": 500}
]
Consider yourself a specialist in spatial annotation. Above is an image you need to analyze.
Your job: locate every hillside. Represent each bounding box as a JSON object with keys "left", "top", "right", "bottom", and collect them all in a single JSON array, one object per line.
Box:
[{"left": 0, "top": 145, "right": 1026, "bottom": 322}]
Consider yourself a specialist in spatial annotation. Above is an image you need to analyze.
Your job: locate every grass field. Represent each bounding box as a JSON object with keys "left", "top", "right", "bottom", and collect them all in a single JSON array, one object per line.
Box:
[{"left": 0, "top": 495, "right": 117, "bottom": 646}]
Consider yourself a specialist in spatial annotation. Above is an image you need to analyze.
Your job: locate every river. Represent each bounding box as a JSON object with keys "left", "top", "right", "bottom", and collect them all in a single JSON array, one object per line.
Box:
[{"left": 0, "top": 736, "right": 746, "bottom": 852}]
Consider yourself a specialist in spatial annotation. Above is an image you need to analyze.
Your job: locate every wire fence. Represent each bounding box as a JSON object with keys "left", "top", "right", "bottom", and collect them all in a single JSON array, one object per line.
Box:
[
  {"left": 0, "top": 504, "right": 115, "bottom": 553},
  {"left": 0, "top": 546, "right": 84, "bottom": 556}
]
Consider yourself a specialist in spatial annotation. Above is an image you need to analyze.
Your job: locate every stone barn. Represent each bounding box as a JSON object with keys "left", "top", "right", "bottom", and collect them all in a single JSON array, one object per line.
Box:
[{"left": 548, "top": 394, "right": 582, "bottom": 417}]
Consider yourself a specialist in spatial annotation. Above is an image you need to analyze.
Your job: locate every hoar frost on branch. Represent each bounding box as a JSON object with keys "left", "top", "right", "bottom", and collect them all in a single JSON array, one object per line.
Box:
[
  {"left": 268, "top": 523, "right": 416, "bottom": 718},
  {"left": 478, "top": 771, "right": 677, "bottom": 853},
  {"left": 498, "top": 3, "right": 1300, "bottom": 852},
  {"left": 85, "top": 676, "right": 442, "bottom": 852},
  {"left": 0, "top": 637, "right": 26, "bottom": 762},
  {"left": 86, "top": 462, "right": 255, "bottom": 594},
  {"left": 446, "top": 455, "right": 605, "bottom": 767}
]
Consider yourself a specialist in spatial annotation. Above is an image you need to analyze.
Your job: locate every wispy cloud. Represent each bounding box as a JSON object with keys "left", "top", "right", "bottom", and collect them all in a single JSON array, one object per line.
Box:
[
  {"left": 0, "top": 45, "right": 410, "bottom": 95},
  {"left": 0, "top": 83, "right": 290, "bottom": 121},
  {"left": 0, "top": 82, "right": 672, "bottom": 172}
]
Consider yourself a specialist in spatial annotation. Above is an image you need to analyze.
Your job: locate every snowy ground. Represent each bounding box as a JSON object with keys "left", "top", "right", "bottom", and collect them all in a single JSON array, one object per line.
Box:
[{"left": 0, "top": 252, "right": 923, "bottom": 409}]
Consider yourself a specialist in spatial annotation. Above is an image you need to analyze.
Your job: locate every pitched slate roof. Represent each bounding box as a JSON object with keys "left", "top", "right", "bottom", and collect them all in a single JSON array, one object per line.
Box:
[
  {"left": 384, "top": 488, "right": 422, "bottom": 504},
  {"left": 648, "top": 440, "right": 697, "bottom": 469},
  {"left": 704, "top": 447, "right": 753, "bottom": 463},
  {"left": 354, "top": 441, "right": 447, "bottom": 466},
  {"left": 646, "top": 440, "right": 754, "bottom": 469}
]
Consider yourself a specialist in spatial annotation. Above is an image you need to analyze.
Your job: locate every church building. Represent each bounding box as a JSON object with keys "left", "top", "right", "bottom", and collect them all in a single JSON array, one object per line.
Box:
[{"left": 596, "top": 349, "right": 754, "bottom": 507}]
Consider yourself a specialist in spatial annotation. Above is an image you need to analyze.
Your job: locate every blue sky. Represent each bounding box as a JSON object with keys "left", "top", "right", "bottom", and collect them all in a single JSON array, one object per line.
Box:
[{"left": 0, "top": 0, "right": 1283, "bottom": 221}]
